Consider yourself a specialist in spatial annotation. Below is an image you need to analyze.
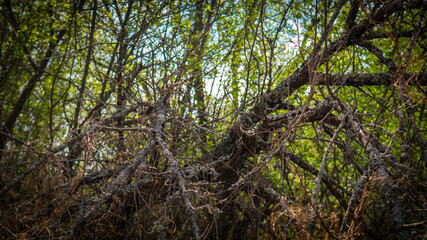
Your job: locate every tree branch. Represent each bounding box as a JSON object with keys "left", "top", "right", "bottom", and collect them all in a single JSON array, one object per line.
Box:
[{"left": 316, "top": 72, "right": 427, "bottom": 86}]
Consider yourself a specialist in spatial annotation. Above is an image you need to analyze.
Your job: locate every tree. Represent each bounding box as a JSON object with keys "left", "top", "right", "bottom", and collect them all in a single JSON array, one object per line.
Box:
[{"left": 1, "top": 0, "right": 426, "bottom": 239}]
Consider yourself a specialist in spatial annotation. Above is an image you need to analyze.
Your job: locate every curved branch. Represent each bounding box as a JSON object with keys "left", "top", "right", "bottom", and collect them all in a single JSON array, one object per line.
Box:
[{"left": 316, "top": 72, "right": 427, "bottom": 86}]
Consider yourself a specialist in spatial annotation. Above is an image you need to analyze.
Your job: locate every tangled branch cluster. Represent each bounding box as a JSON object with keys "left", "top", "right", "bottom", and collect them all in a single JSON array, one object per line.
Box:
[{"left": 1, "top": 0, "right": 426, "bottom": 239}]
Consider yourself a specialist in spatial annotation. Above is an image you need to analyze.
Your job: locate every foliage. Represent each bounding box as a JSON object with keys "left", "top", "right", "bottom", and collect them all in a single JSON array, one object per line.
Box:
[{"left": 1, "top": 0, "right": 426, "bottom": 239}]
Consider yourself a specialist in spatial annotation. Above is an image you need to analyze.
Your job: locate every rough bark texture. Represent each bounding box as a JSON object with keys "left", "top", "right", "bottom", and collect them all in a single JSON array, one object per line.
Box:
[{"left": 1, "top": 0, "right": 426, "bottom": 239}]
